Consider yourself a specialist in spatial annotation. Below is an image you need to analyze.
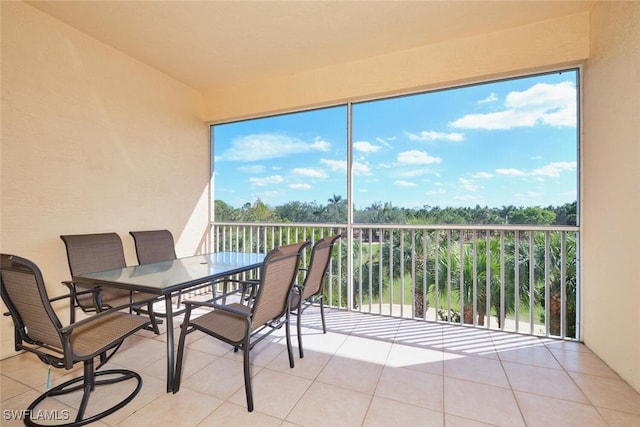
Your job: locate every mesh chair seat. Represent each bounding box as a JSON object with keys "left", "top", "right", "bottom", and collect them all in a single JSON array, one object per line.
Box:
[{"left": 1, "top": 254, "right": 150, "bottom": 427}]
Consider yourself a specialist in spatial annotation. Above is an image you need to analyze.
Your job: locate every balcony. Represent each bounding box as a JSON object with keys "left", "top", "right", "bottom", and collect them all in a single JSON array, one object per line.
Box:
[
  {"left": 2, "top": 222, "right": 639, "bottom": 425},
  {"left": 2, "top": 306, "right": 639, "bottom": 425},
  {"left": 212, "top": 222, "right": 579, "bottom": 340}
]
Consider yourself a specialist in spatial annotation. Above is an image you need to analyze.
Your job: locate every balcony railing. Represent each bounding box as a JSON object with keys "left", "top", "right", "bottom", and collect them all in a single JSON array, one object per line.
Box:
[{"left": 211, "top": 222, "right": 580, "bottom": 340}]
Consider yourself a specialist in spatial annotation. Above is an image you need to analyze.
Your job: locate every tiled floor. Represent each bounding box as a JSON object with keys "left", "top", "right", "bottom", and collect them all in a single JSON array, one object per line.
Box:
[{"left": 2, "top": 307, "right": 640, "bottom": 426}]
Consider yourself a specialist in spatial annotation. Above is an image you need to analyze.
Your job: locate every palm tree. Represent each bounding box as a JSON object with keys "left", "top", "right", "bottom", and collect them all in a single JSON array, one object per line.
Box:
[{"left": 532, "top": 232, "right": 577, "bottom": 337}]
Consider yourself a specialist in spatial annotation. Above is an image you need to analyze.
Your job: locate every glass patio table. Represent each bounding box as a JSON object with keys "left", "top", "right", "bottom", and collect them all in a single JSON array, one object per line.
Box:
[{"left": 72, "top": 251, "right": 265, "bottom": 392}]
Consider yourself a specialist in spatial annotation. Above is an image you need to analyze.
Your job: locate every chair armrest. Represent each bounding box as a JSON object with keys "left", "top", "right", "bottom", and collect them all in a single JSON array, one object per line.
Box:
[
  {"left": 59, "top": 300, "right": 150, "bottom": 334},
  {"left": 61, "top": 280, "right": 100, "bottom": 296},
  {"left": 181, "top": 299, "right": 251, "bottom": 318}
]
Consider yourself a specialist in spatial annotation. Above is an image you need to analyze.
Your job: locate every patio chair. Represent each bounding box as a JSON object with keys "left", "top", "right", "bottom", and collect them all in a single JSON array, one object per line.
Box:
[
  {"left": 290, "top": 233, "right": 343, "bottom": 358},
  {"left": 60, "top": 232, "right": 160, "bottom": 333},
  {"left": 0, "top": 254, "right": 150, "bottom": 427},
  {"left": 129, "top": 229, "right": 177, "bottom": 265},
  {"left": 174, "top": 241, "right": 310, "bottom": 412}
]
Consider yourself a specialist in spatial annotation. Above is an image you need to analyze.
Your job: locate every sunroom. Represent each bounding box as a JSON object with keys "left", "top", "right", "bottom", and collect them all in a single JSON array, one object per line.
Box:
[{"left": 1, "top": 1, "right": 639, "bottom": 425}]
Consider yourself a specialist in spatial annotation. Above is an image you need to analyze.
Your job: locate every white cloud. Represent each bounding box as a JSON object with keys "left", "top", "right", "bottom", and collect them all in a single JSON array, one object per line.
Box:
[
  {"left": 394, "top": 168, "right": 432, "bottom": 178},
  {"left": 394, "top": 180, "right": 417, "bottom": 187},
  {"left": 320, "top": 159, "right": 346, "bottom": 172},
  {"left": 450, "top": 81, "right": 577, "bottom": 130},
  {"left": 406, "top": 130, "right": 464, "bottom": 142},
  {"left": 496, "top": 168, "right": 528, "bottom": 176},
  {"left": 426, "top": 188, "right": 446, "bottom": 195},
  {"left": 496, "top": 161, "right": 576, "bottom": 178},
  {"left": 353, "top": 161, "right": 372, "bottom": 176},
  {"left": 531, "top": 161, "right": 576, "bottom": 177},
  {"left": 397, "top": 150, "right": 443, "bottom": 165},
  {"left": 478, "top": 92, "right": 499, "bottom": 104},
  {"left": 249, "top": 175, "right": 283, "bottom": 187},
  {"left": 219, "top": 134, "right": 330, "bottom": 162},
  {"left": 291, "top": 167, "right": 328, "bottom": 178},
  {"left": 237, "top": 165, "right": 266, "bottom": 174},
  {"left": 473, "top": 172, "right": 493, "bottom": 179},
  {"left": 353, "top": 140, "right": 381, "bottom": 153},
  {"left": 320, "top": 159, "right": 371, "bottom": 176},
  {"left": 289, "top": 183, "right": 311, "bottom": 190},
  {"left": 459, "top": 177, "right": 480, "bottom": 191}
]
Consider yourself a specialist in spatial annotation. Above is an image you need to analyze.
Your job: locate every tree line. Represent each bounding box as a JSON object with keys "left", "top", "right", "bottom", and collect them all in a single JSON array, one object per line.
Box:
[{"left": 215, "top": 196, "right": 577, "bottom": 226}]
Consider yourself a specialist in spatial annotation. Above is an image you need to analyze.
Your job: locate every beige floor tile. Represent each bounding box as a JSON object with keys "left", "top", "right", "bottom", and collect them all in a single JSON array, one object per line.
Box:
[
  {"left": 443, "top": 355, "right": 510, "bottom": 388},
  {"left": 493, "top": 336, "right": 562, "bottom": 369},
  {"left": 0, "top": 352, "right": 81, "bottom": 389},
  {"left": 180, "top": 356, "right": 252, "bottom": 400},
  {"left": 597, "top": 407, "right": 640, "bottom": 427},
  {"left": 165, "top": 347, "right": 218, "bottom": 383},
  {"left": 198, "top": 401, "right": 282, "bottom": 426},
  {"left": 515, "top": 390, "right": 608, "bottom": 427},
  {"left": 441, "top": 328, "right": 498, "bottom": 358},
  {"left": 385, "top": 342, "right": 443, "bottom": 375},
  {"left": 0, "top": 374, "right": 31, "bottom": 402},
  {"left": 1, "top": 389, "right": 73, "bottom": 427},
  {"left": 117, "top": 386, "right": 223, "bottom": 426},
  {"left": 317, "top": 356, "right": 383, "bottom": 394},
  {"left": 543, "top": 338, "right": 592, "bottom": 353},
  {"left": 221, "top": 336, "right": 289, "bottom": 368},
  {"left": 109, "top": 336, "right": 167, "bottom": 372},
  {"left": 227, "top": 367, "right": 312, "bottom": 418},
  {"left": 266, "top": 347, "right": 332, "bottom": 380},
  {"left": 375, "top": 365, "right": 443, "bottom": 412},
  {"left": 444, "top": 377, "right": 525, "bottom": 427},
  {"left": 286, "top": 381, "right": 372, "bottom": 427},
  {"left": 445, "top": 414, "right": 498, "bottom": 426},
  {"left": 2, "top": 310, "right": 638, "bottom": 427},
  {"left": 186, "top": 333, "right": 235, "bottom": 356},
  {"left": 294, "top": 329, "right": 348, "bottom": 356},
  {"left": 550, "top": 347, "right": 621, "bottom": 379},
  {"left": 395, "top": 320, "right": 443, "bottom": 347},
  {"left": 363, "top": 396, "right": 444, "bottom": 427},
  {"left": 570, "top": 372, "right": 640, "bottom": 415},
  {"left": 102, "top": 372, "right": 166, "bottom": 425},
  {"left": 351, "top": 316, "right": 401, "bottom": 342},
  {"left": 322, "top": 309, "right": 367, "bottom": 333},
  {"left": 502, "top": 361, "right": 589, "bottom": 403},
  {"left": 335, "top": 334, "right": 392, "bottom": 364}
]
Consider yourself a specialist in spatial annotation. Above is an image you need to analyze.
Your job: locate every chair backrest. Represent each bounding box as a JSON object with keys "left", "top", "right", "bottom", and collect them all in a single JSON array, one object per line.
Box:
[
  {"left": 1, "top": 254, "right": 64, "bottom": 351},
  {"left": 300, "top": 234, "right": 342, "bottom": 300},
  {"left": 130, "top": 229, "right": 177, "bottom": 265},
  {"left": 60, "top": 233, "right": 129, "bottom": 308},
  {"left": 251, "top": 241, "right": 309, "bottom": 329},
  {"left": 60, "top": 233, "right": 127, "bottom": 275}
]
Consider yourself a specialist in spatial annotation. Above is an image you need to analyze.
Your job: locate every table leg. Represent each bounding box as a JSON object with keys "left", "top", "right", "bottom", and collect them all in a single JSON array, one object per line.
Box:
[{"left": 164, "top": 294, "right": 174, "bottom": 393}]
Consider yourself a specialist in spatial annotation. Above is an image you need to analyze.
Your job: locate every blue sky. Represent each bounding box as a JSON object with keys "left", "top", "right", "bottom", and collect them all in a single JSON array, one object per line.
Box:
[{"left": 213, "top": 70, "right": 578, "bottom": 210}]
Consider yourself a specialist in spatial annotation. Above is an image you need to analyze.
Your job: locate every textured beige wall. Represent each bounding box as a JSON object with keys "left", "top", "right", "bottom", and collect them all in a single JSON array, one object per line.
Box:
[
  {"left": 203, "top": 12, "right": 589, "bottom": 123},
  {"left": 0, "top": 3, "right": 208, "bottom": 357},
  {"left": 582, "top": 1, "right": 640, "bottom": 392}
]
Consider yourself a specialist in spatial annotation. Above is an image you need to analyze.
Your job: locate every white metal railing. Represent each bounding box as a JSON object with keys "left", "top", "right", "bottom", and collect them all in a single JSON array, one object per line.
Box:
[{"left": 211, "top": 222, "right": 580, "bottom": 340}]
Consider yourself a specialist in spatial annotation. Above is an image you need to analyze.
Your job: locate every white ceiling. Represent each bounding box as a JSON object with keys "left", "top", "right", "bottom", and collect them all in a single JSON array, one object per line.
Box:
[{"left": 26, "top": 0, "right": 595, "bottom": 91}]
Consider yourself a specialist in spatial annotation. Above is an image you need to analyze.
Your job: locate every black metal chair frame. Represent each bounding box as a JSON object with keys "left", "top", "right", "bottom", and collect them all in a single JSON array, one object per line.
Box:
[
  {"left": 292, "top": 233, "right": 343, "bottom": 358},
  {"left": 1, "top": 254, "right": 150, "bottom": 427}
]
